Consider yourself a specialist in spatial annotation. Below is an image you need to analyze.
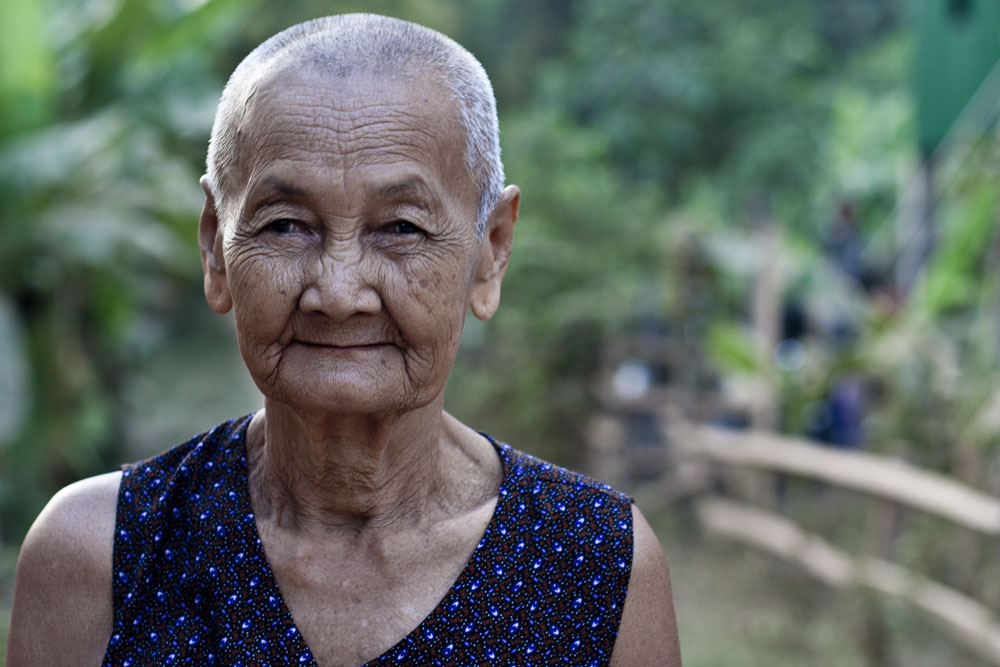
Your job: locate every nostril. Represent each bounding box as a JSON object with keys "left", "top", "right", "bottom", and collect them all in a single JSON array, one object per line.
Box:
[{"left": 298, "top": 252, "right": 382, "bottom": 319}]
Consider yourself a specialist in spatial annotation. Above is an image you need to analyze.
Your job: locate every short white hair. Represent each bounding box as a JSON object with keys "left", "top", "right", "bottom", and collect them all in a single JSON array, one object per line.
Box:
[{"left": 206, "top": 13, "right": 504, "bottom": 236}]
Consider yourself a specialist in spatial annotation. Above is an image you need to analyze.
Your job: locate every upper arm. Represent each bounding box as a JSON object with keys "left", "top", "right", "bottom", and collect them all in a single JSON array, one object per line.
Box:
[
  {"left": 5, "top": 471, "right": 122, "bottom": 667},
  {"left": 610, "top": 504, "right": 682, "bottom": 667}
]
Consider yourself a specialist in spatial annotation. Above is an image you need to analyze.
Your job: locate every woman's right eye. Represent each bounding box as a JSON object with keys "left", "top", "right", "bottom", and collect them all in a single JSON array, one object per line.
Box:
[{"left": 264, "top": 219, "right": 297, "bottom": 235}]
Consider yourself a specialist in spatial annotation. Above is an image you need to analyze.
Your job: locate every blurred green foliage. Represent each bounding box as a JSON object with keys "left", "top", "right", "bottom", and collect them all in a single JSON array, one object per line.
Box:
[
  {"left": 3, "top": 0, "right": 1000, "bottom": 664},
  {"left": 0, "top": 0, "right": 897, "bottom": 538}
]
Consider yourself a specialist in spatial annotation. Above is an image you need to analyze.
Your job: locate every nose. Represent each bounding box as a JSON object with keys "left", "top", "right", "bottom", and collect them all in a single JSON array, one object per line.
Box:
[{"left": 299, "top": 242, "right": 382, "bottom": 320}]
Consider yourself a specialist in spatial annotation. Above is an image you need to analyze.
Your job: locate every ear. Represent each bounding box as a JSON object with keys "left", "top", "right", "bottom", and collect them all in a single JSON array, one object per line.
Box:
[
  {"left": 198, "top": 175, "right": 233, "bottom": 314},
  {"left": 470, "top": 185, "right": 520, "bottom": 321}
]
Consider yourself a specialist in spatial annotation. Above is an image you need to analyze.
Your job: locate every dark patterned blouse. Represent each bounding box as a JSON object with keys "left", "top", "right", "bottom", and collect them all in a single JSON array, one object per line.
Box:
[{"left": 102, "top": 414, "right": 634, "bottom": 666}]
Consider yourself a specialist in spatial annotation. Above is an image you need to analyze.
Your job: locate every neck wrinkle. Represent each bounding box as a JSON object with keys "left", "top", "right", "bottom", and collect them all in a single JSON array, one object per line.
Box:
[{"left": 246, "top": 398, "right": 452, "bottom": 533}]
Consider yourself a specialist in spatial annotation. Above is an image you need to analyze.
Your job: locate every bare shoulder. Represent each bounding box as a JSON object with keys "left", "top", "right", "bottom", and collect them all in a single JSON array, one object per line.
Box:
[
  {"left": 5, "top": 471, "right": 122, "bottom": 667},
  {"left": 610, "top": 504, "right": 683, "bottom": 667}
]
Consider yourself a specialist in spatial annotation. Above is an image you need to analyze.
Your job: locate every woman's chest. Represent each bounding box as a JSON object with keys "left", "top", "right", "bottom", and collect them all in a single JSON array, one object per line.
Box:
[
  {"left": 272, "top": 563, "right": 459, "bottom": 666},
  {"left": 258, "top": 515, "right": 491, "bottom": 666}
]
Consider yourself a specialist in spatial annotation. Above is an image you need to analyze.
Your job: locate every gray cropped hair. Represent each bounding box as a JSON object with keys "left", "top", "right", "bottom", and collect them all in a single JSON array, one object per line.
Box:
[{"left": 205, "top": 13, "right": 504, "bottom": 236}]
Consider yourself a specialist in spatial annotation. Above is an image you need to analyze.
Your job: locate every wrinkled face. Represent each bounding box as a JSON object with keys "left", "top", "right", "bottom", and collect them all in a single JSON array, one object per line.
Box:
[{"left": 205, "top": 68, "right": 494, "bottom": 415}]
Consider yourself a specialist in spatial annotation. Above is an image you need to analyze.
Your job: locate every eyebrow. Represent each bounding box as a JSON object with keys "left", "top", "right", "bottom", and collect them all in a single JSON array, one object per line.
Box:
[
  {"left": 242, "top": 175, "right": 440, "bottom": 214},
  {"left": 239, "top": 178, "right": 309, "bottom": 217},
  {"left": 252, "top": 178, "right": 308, "bottom": 200},
  {"left": 369, "top": 177, "right": 439, "bottom": 208}
]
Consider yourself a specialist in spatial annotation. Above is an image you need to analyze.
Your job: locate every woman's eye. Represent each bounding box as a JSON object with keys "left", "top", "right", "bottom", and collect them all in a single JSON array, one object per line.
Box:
[
  {"left": 391, "top": 220, "right": 421, "bottom": 235},
  {"left": 265, "top": 219, "right": 298, "bottom": 235},
  {"left": 267, "top": 219, "right": 295, "bottom": 234}
]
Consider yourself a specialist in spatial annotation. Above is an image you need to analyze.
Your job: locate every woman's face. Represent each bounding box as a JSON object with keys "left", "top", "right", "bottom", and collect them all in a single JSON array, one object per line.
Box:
[{"left": 201, "top": 68, "right": 501, "bottom": 415}]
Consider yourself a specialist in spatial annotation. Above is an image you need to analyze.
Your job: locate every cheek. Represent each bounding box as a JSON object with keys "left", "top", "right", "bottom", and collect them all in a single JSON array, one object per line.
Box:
[
  {"left": 227, "top": 251, "right": 304, "bottom": 337},
  {"left": 394, "top": 257, "right": 474, "bottom": 349}
]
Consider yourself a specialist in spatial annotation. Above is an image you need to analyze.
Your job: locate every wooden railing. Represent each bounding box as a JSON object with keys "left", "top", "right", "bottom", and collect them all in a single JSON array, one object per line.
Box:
[
  {"left": 596, "top": 417, "right": 1000, "bottom": 665},
  {"left": 671, "top": 421, "right": 1000, "bottom": 534}
]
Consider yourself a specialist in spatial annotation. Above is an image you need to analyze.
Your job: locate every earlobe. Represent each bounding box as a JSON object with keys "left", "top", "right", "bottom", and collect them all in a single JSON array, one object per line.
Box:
[
  {"left": 470, "top": 185, "right": 520, "bottom": 321},
  {"left": 198, "top": 175, "right": 233, "bottom": 314}
]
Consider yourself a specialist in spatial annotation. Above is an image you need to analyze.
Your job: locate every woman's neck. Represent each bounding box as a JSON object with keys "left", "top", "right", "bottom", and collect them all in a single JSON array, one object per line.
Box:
[{"left": 245, "top": 399, "right": 499, "bottom": 534}]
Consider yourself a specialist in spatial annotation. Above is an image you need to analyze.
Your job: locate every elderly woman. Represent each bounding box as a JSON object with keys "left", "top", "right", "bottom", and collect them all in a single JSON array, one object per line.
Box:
[{"left": 7, "top": 14, "right": 680, "bottom": 667}]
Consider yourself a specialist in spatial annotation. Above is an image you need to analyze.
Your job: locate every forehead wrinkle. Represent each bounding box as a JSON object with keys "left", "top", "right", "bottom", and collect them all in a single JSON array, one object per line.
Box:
[
  {"left": 331, "top": 115, "right": 452, "bottom": 163},
  {"left": 250, "top": 110, "right": 451, "bottom": 173},
  {"left": 263, "top": 92, "right": 444, "bottom": 135},
  {"left": 244, "top": 69, "right": 463, "bottom": 152},
  {"left": 232, "top": 72, "right": 475, "bottom": 221}
]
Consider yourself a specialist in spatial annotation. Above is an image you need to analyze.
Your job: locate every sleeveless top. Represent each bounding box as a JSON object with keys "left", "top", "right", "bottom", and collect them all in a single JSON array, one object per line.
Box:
[{"left": 102, "top": 415, "right": 634, "bottom": 666}]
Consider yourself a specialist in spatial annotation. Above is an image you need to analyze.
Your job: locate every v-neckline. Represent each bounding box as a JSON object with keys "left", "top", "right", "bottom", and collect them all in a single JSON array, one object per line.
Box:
[{"left": 231, "top": 416, "right": 513, "bottom": 667}]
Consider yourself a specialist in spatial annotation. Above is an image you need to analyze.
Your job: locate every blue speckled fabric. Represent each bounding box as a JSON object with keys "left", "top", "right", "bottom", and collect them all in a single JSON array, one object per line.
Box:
[{"left": 102, "top": 414, "right": 634, "bottom": 666}]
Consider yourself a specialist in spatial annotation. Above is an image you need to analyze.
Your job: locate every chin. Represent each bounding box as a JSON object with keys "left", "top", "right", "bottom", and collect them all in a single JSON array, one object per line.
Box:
[
  {"left": 244, "top": 342, "right": 448, "bottom": 416},
  {"left": 258, "top": 372, "right": 440, "bottom": 417}
]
